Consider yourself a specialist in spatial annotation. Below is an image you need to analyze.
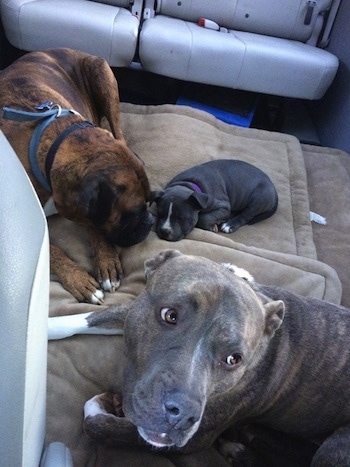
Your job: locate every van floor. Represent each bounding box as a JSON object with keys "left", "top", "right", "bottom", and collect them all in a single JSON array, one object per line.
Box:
[{"left": 115, "top": 66, "right": 321, "bottom": 146}]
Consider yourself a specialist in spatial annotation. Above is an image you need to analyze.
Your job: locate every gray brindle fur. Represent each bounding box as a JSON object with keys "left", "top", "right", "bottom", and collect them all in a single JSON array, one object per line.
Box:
[{"left": 50, "top": 250, "right": 350, "bottom": 465}]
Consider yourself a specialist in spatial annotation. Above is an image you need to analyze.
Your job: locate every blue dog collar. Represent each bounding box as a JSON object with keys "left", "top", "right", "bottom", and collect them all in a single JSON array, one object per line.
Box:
[{"left": 3, "top": 102, "right": 94, "bottom": 192}]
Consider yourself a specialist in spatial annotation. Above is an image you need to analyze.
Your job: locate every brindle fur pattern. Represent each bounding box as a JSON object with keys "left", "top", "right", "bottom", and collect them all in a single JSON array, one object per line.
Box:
[
  {"left": 83, "top": 250, "right": 350, "bottom": 465},
  {"left": 0, "top": 48, "right": 154, "bottom": 303}
]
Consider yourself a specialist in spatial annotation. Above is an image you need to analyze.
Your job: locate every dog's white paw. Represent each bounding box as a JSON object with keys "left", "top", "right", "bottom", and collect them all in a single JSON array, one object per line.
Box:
[
  {"left": 220, "top": 222, "right": 232, "bottom": 233},
  {"left": 84, "top": 395, "right": 108, "bottom": 418},
  {"left": 222, "top": 263, "right": 254, "bottom": 282},
  {"left": 101, "top": 279, "right": 121, "bottom": 293},
  {"left": 91, "top": 289, "right": 105, "bottom": 305}
]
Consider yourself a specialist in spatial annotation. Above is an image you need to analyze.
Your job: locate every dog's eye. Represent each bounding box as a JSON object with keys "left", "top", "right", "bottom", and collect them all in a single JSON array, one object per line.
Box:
[
  {"left": 225, "top": 353, "right": 242, "bottom": 367},
  {"left": 160, "top": 307, "right": 178, "bottom": 324}
]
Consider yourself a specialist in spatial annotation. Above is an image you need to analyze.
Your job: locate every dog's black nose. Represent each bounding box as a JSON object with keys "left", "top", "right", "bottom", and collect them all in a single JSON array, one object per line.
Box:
[
  {"left": 164, "top": 391, "right": 201, "bottom": 430},
  {"left": 159, "top": 227, "right": 171, "bottom": 238},
  {"left": 158, "top": 227, "right": 178, "bottom": 241}
]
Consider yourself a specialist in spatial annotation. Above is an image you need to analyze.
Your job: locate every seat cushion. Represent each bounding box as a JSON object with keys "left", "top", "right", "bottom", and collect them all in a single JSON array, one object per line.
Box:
[{"left": 139, "top": 16, "right": 339, "bottom": 99}]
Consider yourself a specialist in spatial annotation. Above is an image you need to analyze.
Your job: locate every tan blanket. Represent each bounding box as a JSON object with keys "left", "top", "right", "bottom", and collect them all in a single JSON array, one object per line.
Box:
[
  {"left": 121, "top": 103, "right": 317, "bottom": 258},
  {"left": 46, "top": 104, "right": 342, "bottom": 466},
  {"left": 303, "top": 143, "right": 350, "bottom": 308}
]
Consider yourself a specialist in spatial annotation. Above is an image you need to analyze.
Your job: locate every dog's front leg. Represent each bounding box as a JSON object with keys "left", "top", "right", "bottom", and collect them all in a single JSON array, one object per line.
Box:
[
  {"left": 84, "top": 392, "right": 141, "bottom": 447},
  {"left": 197, "top": 204, "right": 231, "bottom": 232},
  {"left": 88, "top": 227, "right": 123, "bottom": 294},
  {"left": 311, "top": 424, "right": 350, "bottom": 465},
  {"left": 48, "top": 302, "right": 130, "bottom": 340},
  {"left": 50, "top": 244, "right": 104, "bottom": 304}
]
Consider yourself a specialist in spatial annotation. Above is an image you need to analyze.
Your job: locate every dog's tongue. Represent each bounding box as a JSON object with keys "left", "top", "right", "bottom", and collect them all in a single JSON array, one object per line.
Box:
[{"left": 138, "top": 427, "right": 174, "bottom": 447}]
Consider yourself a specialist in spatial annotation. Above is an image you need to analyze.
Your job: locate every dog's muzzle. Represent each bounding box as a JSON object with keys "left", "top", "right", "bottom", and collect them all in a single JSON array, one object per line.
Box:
[{"left": 106, "top": 210, "right": 155, "bottom": 247}]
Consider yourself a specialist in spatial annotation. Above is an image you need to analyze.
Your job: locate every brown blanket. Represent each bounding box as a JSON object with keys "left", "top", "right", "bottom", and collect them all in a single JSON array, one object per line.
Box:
[
  {"left": 46, "top": 104, "right": 343, "bottom": 466},
  {"left": 303, "top": 143, "right": 350, "bottom": 308}
]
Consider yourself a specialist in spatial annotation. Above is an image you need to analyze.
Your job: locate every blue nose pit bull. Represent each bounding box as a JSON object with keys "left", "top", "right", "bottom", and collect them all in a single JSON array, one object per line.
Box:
[
  {"left": 48, "top": 250, "right": 350, "bottom": 465},
  {"left": 151, "top": 159, "right": 278, "bottom": 241}
]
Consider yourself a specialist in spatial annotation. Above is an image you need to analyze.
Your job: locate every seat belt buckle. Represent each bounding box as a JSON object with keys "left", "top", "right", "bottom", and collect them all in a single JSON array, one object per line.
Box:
[{"left": 305, "top": 0, "right": 317, "bottom": 25}]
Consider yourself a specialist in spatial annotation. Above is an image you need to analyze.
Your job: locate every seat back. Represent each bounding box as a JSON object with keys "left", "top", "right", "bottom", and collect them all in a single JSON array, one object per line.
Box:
[
  {"left": 139, "top": 0, "right": 339, "bottom": 99},
  {"left": 155, "top": 0, "right": 332, "bottom": 42},
  {"left": 0, "top": 0, "right": 340, "bottom": 99},
  {"left": 0, "top": 131, "right": 49, "bottom": 466},
  {"left": 0, "top": 0, "right": 142, "bottom": 67}
]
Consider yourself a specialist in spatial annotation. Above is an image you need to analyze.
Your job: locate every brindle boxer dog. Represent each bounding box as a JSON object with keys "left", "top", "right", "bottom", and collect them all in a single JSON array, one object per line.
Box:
[
  {"left": 48, "top": 250, "right": 350, "bottom": 465},
  {"left": 0, "top": 48, "right": 154, "bottom": 304}
]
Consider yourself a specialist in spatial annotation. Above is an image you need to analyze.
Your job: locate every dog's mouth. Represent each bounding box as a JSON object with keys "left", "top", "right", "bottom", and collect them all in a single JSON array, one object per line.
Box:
[
  {"left": 106, "top": 210, "right": 155, "bottom": 246},
  {"left": 137, "top": 427, "right": 175, "bottom": 448},
  {"left": 157, "top": 227, "right": 184, "bottom": 242}
]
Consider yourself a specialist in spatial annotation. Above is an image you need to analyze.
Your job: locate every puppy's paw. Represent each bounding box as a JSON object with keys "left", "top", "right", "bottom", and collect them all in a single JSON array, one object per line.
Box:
[
  {"left": 222, "top": 263, "right": 254, "bottom": 282},
  {"left": 220, "top": 222, "right": 233, "bottom": 233},
  {"left": 221, "top": 221, "right": 243, "bottom": 234}
]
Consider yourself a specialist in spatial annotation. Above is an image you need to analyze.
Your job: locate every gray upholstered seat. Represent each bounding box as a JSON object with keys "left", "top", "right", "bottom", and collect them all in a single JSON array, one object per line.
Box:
[
  {"left": 139, "top": 0, "right": 339, "bottom": 99},
  {"left": 0, "top": 0, "right": 141, "bottom": 67},
  {"left": 0, "top": 0, "right": 339, "bottom": 99},
  {"left": 0, "top": 131, "right": 72, "bottom": 466}
]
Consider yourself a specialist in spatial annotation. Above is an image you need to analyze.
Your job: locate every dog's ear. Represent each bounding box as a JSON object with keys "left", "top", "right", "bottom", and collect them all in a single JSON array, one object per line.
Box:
[
  {"left": 189, "top": 191, "right": 210, "bottom": 209},
  {"left": 256, "top": 292, "right": 285, "bottom": 336},
  {"left": 144, "top": 249, "right": 182, "bottom": 279},
  {"left": 149, "top": 190, "right": 164, "bottom": 205},
  {"left": 80, "top": 173, "right": 125, "bottom": 226}
]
